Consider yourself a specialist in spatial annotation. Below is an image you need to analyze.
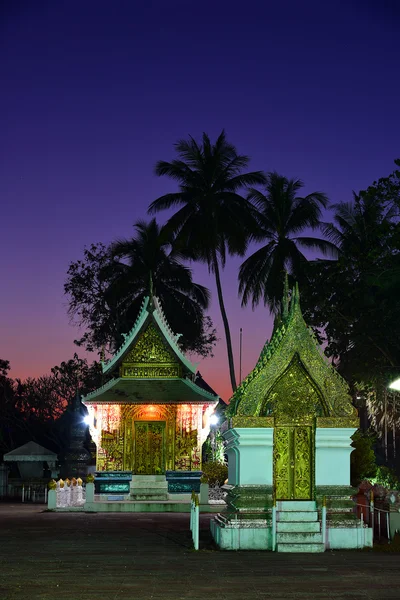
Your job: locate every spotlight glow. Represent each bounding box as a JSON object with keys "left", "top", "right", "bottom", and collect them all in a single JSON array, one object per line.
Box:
[{"left": 209, "top": 414, "right": 219, "bottom": 426}]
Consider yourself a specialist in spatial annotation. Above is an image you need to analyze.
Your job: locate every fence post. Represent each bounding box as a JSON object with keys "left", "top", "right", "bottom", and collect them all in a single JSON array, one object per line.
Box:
[
  {"left": 190, "top": 490, "right": 194, "bottom": 531},
  {"left": 22, "top": 484, "right": 24, "bottom": 503},
  {"left": 272, "top": 491, "right": 277, "bottom": 551},
  {"left": 194, "top": 494, "right": 199, "bottom": 550},
  {"left": 86, "top": 482, "right": 95, "bottom": 503},
  {"left": 378, "top": 510, "right": 381, "bottom": 541},
  {"left": 322, "top": 496, "right": 327, "bottom": 549},
  {"left": 386, "top": 511, "right": 390, "bottom": 543},
  {"left": 360, "top": 512, "right": 364, "bottom": 548},
  {"left": 47, "top": 480, "right": 57, "bottom": 509},
  {"left": 370, "top": 490, "right": 374, "bottom": 543}
]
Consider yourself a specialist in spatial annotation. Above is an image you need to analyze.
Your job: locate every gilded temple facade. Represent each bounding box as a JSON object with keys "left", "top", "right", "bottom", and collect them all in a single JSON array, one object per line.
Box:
[
  {"left": 82, "top": 296, "right": 218, "bottom": 486},
  {"left": 211, "top": 284, "right": 371, "bottom": 551}
]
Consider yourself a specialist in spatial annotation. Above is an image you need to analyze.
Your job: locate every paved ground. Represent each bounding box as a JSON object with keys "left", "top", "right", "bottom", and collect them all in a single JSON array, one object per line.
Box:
[{"left": 0, "top": 504, "right": 399, "bottom": 600}]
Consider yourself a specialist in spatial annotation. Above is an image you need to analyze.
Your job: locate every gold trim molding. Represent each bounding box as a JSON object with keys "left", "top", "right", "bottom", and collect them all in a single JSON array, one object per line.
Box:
[{"left": 316, "top": 417, "right": 359, "bottom": 428}]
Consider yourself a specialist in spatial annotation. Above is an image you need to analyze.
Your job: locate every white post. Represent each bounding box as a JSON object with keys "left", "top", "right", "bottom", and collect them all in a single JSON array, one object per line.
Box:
[
  {"left": 190, "top": 491, "right": 194, "bottom": 532},
  {"left": 378, "top": 511, "right": 381, "bottom": 540},
  {"left": 194, "top": 500, "right": 199, "bottom": 550},
  {"left": 370, "top": 490, "right": 374, "bottom": 542},
  {"left": 386, "top": 511, "right": 390, "bottom": 543},
  {"left": 22, "top": 484, "right": 24, "bottom": 503},
  {"left": 272, "top": 492, "right": 277, "bottom": 552},
  {"left": 86, "top": 482, "right": 95, "bottom": 503},
  {"left": 44, "top": 486, "right": 48, "bottom": 504},
  {"left": 47, "top": 489, "right": 57, "bottom": 510},
  {"left": 28, "top": 486, "right": 31, "bottom": 501},
  {"left": 322, "top": 496, "right": 327, "bottom": 550},
  {"left": 360, "top": 512, "right": 364, "bottom": 548}
]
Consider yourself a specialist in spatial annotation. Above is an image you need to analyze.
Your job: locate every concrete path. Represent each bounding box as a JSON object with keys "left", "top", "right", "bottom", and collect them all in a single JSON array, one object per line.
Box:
[{"left": 0, "top": 504, "right": 398, "bottom": 600}]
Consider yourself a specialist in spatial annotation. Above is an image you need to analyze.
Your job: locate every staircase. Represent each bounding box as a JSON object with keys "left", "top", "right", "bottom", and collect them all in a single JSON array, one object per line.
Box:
[
  {"left": 130, "top": 475, "right": 169, "bottom": 501},
  {"left": 276, "top": 501, "right": 324, "bottom": 552}
]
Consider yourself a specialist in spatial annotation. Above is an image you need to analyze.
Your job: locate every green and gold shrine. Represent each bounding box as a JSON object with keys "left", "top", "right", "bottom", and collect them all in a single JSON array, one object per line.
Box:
[
  {"left": 211, "top": 284, "right": 371, "bottom": 551},
  {"left": 82, "top": 295, "right": 218, "bottom": 495}
]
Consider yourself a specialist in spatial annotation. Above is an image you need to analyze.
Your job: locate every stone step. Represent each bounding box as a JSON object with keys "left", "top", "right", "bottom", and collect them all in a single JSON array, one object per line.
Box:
[
  {"left": 277, "top": 542, "right": 325, "bottom": 553},
  {"left": 279, "top": 511, "right": 318, "bottom": 522},
  {"left": 131, "top": 494, "right": 169, "bottom": 501},
  {"left": 131, "top": 475, "right": 166, "bottom": 482},
  {"left": 277, "top": 521, "right": 320, "bottom": 533},
  {"left": 277, "top": 532, "right": 323, "bottom": 544},
  {"left": 131, "top": 482, "right": 168, "bottom": 490},
  {"left": 278, "top": 501, "right": 316, "bottom": 511}
]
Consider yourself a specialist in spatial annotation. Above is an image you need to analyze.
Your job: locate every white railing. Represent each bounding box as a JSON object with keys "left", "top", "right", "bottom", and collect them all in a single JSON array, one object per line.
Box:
[
  {"left": 323, "top": 492, "right": 392, "bottom": 545},
  {"left": 190, "top": 491, "right": 200, "bottom": 550}
]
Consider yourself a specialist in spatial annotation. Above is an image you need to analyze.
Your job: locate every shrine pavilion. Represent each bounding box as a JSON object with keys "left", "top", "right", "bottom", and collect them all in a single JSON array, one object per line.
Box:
[
  {"left": 82, "top": 295, "right": 218, "bottom": 496},
  {"left": 211, "top": 283, "right": 372, "bottom": 551}
]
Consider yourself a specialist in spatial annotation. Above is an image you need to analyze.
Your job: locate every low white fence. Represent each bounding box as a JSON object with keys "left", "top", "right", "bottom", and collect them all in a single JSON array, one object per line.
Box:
[
  {"left": 47, "top": 478, "right": 86, "bottom": 509},
  {"left": 190, "top": 491, "right": 200, "bottom": 550}
]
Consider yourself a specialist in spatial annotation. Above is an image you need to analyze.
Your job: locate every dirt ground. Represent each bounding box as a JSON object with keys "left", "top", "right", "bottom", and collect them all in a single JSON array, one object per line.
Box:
[{"left": 0, "top": 504, "right": 399, "bottom": 600}]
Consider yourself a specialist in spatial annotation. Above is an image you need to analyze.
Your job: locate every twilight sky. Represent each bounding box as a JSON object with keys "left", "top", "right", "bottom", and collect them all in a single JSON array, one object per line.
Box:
[{"left": 1, "top": 0, "right": 399, "bottom": 401}]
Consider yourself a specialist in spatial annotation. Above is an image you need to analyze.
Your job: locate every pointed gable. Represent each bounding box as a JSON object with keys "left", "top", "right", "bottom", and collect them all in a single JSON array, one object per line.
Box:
[
  {"left": 102, "top": 295, "right": 196, "bottom": 377},
  {"left": 228, "top": 284, "right": 358, "bottom": 422}
]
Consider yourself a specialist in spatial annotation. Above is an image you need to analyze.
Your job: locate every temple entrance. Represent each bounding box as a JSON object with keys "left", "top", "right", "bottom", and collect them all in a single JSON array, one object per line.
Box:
[
  {"left": 134, "top": 421, "right": 166, "bottom": 474},
  {"left": 273, "top": 424, "right": 314, "bottom": 500}
]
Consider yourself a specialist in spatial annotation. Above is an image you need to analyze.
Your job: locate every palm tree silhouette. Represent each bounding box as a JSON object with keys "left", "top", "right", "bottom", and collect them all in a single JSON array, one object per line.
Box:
[{"left": 149, "top": 131, "right": 265, "bottom": 392}]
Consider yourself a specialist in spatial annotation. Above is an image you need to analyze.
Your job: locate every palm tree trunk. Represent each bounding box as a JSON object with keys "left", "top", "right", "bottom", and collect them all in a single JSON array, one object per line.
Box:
[{"left": 212, "top": 251, "right": 237, "bottom": 393}]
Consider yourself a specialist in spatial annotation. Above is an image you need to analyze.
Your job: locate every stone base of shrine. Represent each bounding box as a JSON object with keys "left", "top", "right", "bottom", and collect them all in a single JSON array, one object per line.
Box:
[
  {"left": 210, "top": 515, "right": 373, "bottom": 551},
  {"left": 82, "top": 499, "right": 220, "bottom": 513},
  {"left": 211, "top": 515, "right": 273, "bottom": 550}
]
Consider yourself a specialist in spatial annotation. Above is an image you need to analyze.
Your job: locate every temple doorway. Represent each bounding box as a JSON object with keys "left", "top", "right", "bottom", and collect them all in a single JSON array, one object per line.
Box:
[
  {"left": 134, "top": 421, "right": 166, "bottom": 474},
  {"left": 273, "top": 423, "right": 314, "bottom": 500}
]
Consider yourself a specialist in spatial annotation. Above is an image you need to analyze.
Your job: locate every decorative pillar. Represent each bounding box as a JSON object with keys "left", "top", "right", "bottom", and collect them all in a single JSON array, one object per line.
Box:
[
  {"left": 315, "top": 428, "right": 357, "bottom": 486},
  {"left": 224, "top": 428, "right": 274, "bottom": 486}
]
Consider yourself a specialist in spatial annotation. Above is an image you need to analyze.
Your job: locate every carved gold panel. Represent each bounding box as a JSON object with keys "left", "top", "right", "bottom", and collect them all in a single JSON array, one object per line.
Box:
[
  {"left": 274, "top": 425, "right": 314, "bottom": 500},
  {"left": 121, "top": 323, "right": 181, "bottom": 378},
  {"left": 121, "top": 364, "right": 181, "bottom": 378},
  {"left": 134, "top": 421, "right": 166, "bottom": 475}
]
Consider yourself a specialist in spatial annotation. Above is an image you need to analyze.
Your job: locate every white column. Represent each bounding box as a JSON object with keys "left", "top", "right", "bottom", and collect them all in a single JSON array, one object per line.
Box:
[
  {"left": 223, "top": 428, "right": 274, "bottom": 486},
  {"left": 315, "top": 428, "right": 356, "bottom": 486}
]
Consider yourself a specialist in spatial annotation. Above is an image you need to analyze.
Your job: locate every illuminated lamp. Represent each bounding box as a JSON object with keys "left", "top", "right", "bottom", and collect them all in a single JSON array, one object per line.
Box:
[
  {"left": 209, "top": 414, "right": 219, "bottom": 426},
  {"left": 389, "top": 377, "right": 400, "bottom": 391}
]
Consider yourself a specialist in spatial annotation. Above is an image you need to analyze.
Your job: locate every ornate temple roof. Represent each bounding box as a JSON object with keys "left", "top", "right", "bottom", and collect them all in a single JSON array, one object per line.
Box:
[
  {"left": 227, "top": 283, "right": 358, "bottom": 422},
  {"left": 82, "top": 376, "right": 219, "bottom": 404},
  {"left": 102, "top": 295, "right": 196, "bottom": 376},
  {"left": 82, "top": 294, "right": 218, "bottom": 406}
]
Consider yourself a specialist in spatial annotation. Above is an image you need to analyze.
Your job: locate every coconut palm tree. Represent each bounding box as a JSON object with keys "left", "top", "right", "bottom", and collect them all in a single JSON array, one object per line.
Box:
[
  {"left": 148, "top": 131, "right": 265, "bottom": 392},
  {"left": 106, "top": 218, "right": 215, "bottom": 356},
  {"left": 239, "top": 172, "right": 335, "bottom": 313}
]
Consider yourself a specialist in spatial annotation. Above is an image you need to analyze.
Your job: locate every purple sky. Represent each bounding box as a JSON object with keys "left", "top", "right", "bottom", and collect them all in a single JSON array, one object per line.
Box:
[{"left": 1, "top": 1, "right": 399, "bottom": 401}]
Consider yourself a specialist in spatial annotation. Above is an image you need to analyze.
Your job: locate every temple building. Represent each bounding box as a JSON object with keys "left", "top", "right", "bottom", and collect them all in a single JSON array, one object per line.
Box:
[
  {"left": 82, "top": 295, "right": 218, "bottom": 495},
  {"left": 211, "top": 284, "right": 371, "bottom": 551}
]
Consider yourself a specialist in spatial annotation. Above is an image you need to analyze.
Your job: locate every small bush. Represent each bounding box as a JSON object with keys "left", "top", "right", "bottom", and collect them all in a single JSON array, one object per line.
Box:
[
  {"left": 370, "top": 466, "right": 400, "bottom": 490},
  {"left": 201, "top": 461, "right": 228, "bottom": 486}
]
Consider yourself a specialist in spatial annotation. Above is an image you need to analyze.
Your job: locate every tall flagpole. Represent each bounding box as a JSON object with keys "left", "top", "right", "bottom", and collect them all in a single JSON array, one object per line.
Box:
[{"left": 239, "top": 328, "right": 243, "bottom": 384}]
